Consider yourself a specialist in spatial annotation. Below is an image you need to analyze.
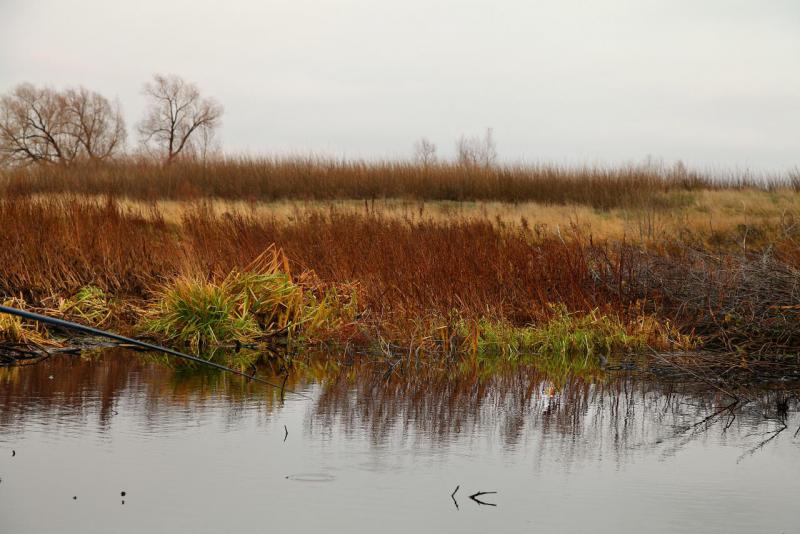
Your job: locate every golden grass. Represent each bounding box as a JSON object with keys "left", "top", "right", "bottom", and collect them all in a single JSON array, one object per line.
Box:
[
  {"left": 26, "top": 187, "right": 800, "bottom": 246},
  {"left": 0, "top": 298, "right": 56, "bottom": 346}
]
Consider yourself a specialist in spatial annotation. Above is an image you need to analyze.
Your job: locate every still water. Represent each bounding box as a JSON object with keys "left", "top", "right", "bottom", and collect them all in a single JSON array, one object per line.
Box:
[{"left": 1, "top": 350, "right": 798, "bottom": 533}]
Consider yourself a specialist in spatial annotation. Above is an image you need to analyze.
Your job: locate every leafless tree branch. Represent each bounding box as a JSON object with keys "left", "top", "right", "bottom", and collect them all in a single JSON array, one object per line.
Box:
[{"left": 137, "top": 74, "right": 223, "bottom": 163}]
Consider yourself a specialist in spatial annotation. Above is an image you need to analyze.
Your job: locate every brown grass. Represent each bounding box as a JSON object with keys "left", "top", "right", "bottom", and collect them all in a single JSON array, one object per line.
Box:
[
  {"left": 0, "top": 197, "right": 619, "bottom": 320},
  {"left": 25, "top": 187, "right": 800, "bottom": 247},
  {"left": 1, "top": 157, "right": 786, "bottom": 209},
  {"left": 2, "top": 194, "right": 800, "bottom": 357}
]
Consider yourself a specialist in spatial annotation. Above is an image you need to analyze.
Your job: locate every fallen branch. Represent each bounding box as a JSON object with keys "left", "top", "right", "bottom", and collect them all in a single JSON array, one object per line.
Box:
[{"left": 451, "top": 485, "right": 459, "bottom": 509}]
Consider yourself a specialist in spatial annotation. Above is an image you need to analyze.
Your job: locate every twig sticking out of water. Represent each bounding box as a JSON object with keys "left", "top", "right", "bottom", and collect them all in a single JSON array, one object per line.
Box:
[
  {"left": 676, "top": 400, "right": 740, "bottom": 436},
  {"left": 469, "top": 491, "right": 497, "bottom": 506},
  {"left": 738, "top": 420, "right": 789, "bottom": 462},
  {"left": 283, "top": 425, "right": 288, "bottom": 442},
  {"left": 648, "top": 349, "right": 742, "bottom": 402},
  {"left": 280, "top": 374, "right": 288, "bottom": 402},
  {"left": 451, "top": 485, "right": 459, "bottom": 509}
]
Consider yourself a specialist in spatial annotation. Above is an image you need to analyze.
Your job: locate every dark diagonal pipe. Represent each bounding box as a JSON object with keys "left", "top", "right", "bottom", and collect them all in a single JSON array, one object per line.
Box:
[{"left": 0, "top": 305, "right": 308, "bottom": 398}]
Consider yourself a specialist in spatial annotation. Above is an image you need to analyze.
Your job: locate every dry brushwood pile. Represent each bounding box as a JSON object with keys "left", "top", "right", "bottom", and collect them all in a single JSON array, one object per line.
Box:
[{"left": 610, "top": 246, "right": 800, "bottom": 355}]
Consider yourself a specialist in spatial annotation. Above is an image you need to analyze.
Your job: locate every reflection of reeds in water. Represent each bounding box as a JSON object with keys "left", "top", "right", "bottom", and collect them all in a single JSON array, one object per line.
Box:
[{"left": 0, "top": 352, "right": 795, "bottom": 464}]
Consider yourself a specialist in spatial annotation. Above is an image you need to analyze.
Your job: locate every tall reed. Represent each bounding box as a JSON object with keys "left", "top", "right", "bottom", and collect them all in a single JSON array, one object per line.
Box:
[
  {"left": 0, "top": 157, "right": 785, "bottom": 209},
  {"left": 1, "top": 196, "right": 798, "bottom": 355}
]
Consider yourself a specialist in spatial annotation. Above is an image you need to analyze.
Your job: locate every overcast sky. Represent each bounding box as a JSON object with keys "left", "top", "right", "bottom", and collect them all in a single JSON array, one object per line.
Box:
[{"left": 2, "top": 0, "right": 798, "bottom": 171}]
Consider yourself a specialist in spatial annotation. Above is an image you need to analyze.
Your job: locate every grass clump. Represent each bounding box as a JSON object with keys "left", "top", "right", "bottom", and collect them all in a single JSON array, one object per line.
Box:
[
  {"left": 224, "top": 270, "right": 305, "bottom": 335},
  {"left": 458, "top": 306, "right": 690, "bottom": 364},
  {"left": 0, "top": 298, "right": 55, "bottom": 346},
  {"left": 141, "top": 249, "right": 358, "bottom": 350},
  {"left": 55, "top": 286, "right": 113, "bottom": 326},
  {"left": 141, "top": 277, "right": 261, "bottom": 350}
]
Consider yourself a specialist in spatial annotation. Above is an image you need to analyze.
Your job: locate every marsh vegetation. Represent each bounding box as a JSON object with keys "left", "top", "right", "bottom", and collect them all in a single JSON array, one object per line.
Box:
[
  {"left": 0, "top": 77, "right": 798, "bottom": 373},
  {"left": 4, "top": 5, "right": 800, "bottom": 531},
  {"left": 4, "top": 135, "right": 797, "bottom": 534},
  {"left": 1, "top": 157, "right": 799, "bottom": 379}
]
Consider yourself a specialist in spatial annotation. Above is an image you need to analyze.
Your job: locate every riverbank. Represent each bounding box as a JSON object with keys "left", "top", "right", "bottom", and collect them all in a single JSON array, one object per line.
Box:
[{"left": 2, "top": 188, "right": 800, "bottom": 370}]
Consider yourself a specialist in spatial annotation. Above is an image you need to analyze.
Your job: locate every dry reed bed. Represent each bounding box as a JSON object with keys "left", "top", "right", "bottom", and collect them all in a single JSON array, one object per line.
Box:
[
  {"left": 1, "top": 157, "right": 786, "bottom": 209},
  {"left": 0, "top": 198, "right": 619, "bottom": 318},
  {"left": 1, "top": 196, "right": 799, "bottom": 358},
  {"left": 20, "top": 188, "right": 800, "bottom": 252}
]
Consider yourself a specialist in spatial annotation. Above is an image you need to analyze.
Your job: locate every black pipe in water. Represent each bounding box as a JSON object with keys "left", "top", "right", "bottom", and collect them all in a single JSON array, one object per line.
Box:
[{"left": 0, "top": 305, "right": 307, "bottom": 398}]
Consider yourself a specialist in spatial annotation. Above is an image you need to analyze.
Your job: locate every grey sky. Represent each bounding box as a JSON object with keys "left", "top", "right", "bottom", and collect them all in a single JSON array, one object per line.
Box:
[{"left": 2, "top": 0, "right": 798, "bottom": 171}]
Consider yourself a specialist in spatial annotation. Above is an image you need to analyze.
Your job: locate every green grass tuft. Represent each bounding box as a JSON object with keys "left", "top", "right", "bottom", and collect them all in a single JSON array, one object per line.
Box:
[
  {"left": 141, "top": 277, "right": 260, "bottom": 350},
  {"left": 140, "top": 250, "right": 358, "bottom": 350},
  {"left": 57, "top": 285, "right": 112, "bottom": 326},
  {"left": 458, "top": 305, "right": 649, "bottom": 364}
]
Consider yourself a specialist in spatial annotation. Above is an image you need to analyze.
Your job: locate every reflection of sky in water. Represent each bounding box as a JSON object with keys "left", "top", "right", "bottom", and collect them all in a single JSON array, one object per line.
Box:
[{"left": 0, "top": 352, "right": 798, "bottom": 533}]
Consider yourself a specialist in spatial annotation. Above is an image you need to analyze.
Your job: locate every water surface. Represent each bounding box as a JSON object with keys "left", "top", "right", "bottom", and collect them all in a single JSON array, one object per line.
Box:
[{"left": 1, "top": 350, "right": 798, "bottom": 533}]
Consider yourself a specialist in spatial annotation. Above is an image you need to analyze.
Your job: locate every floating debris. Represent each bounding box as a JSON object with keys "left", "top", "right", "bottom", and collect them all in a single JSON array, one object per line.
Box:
[{"left": 284, "top": 473, "right": 335, "bottom": 482}]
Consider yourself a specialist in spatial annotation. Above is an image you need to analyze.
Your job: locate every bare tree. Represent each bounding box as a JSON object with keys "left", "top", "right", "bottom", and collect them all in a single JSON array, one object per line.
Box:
[
  {"left": 137, "top": 74, "right": 223, "bottom": 163},
  {"left": 0, "top": 83, "right": 126, "bottom": 166},
  {"left": 455, "top": 135, "right": 477, "bottom": 167},
  {"left": 413, "top": 137, "right": 437, "bottom": 166},
  {"left": 456, "top": 127, "right": 497, "bottom": 168},
  {"left": 0, "top": 84, "right": 70, "bottom": 165},
  {"left": 62, "top": 87, "right": 126, "bottom": 162},
  {"left": 185, "top": 120, "right": 222, "bottom": 162}
]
